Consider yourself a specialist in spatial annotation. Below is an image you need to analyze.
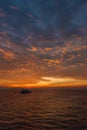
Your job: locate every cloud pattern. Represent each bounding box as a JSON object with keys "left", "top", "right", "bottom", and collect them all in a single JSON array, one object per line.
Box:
[{"left": 0, "top": 0, "right": 87, "bottom": 86}]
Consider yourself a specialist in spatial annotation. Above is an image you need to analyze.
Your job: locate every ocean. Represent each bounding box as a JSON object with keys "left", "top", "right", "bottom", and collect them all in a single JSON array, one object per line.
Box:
[{"left": 0, "top": 88, "right": 87, "bottom": 130}]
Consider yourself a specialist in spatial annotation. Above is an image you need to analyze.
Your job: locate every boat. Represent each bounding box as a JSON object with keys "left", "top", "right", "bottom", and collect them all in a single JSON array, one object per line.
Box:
[{"left": 20, "top": 89, "right": 31, "bottom": 94}]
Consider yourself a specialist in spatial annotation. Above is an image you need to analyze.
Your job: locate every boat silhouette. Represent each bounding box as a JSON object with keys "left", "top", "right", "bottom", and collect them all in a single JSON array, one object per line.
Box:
[{"left": 20, "top": 89, "right": 31, "bottom": 94}]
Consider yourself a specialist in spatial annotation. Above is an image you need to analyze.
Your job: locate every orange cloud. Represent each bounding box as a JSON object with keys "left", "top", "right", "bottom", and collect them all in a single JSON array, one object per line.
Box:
[
  {"left": 37, "top": 77, "right": 87, "bottom": 87},
  {"left": 0, "top": 49, "right": 16, "bottom": 59}
]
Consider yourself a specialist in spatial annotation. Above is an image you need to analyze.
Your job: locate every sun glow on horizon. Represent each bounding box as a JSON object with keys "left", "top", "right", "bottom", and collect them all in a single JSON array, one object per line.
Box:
[{"left": 1, "top": 77, "right": 87, "bottom": 88}]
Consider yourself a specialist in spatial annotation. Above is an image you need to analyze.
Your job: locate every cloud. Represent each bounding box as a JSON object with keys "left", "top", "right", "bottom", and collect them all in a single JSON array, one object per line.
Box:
[
  {"left": 38, "top": 77, "right": 87, "bottom": 87},
  {"left": 0, "top": 0, "right": 87, "bottom": 87},
  {"left": 0, "top": 48, "right": 16, "bottom": 60}
]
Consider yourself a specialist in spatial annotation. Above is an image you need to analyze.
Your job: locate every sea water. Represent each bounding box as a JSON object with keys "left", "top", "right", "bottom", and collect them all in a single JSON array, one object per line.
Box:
[{"left": 0, "top": 88, "right": 87, "bottom": 130}]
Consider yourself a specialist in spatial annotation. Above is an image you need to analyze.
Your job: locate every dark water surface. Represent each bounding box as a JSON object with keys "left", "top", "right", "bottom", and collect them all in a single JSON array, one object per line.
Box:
[{"left": 0, "top": 88, "right": 87, "bottom": 130}]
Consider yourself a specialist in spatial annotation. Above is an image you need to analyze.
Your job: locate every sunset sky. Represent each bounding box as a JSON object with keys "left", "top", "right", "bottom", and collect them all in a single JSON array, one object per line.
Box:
[{"left": 0, "top": 0, "right": 87, "bottom": 88}]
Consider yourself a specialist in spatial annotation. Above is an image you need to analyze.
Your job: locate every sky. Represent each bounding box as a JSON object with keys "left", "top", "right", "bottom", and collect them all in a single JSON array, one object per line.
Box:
[{"left": 0, "top": 0, "right": 87, "bottom": 88}]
